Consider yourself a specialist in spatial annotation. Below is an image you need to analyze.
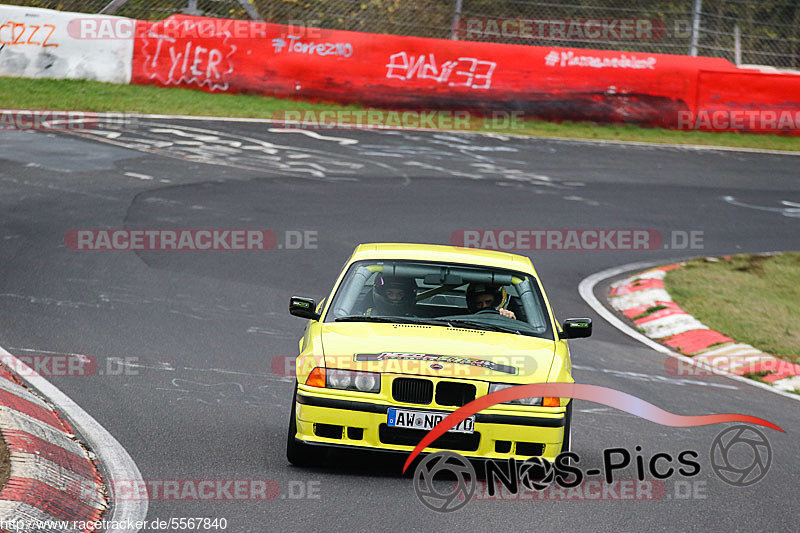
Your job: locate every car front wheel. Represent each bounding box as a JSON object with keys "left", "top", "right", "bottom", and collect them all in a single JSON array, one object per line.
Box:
[
  {"left": 561, "top": 401, "right": 573, "bottom": 463},
  {"left": 286, "top": 383, "right": 324, "bottom": 467}
]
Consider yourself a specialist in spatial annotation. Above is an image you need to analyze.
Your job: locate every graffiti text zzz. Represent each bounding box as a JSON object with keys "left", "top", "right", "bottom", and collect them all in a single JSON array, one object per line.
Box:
[{"left": 0, "top": 21, "right": 57, "bottom": 47}]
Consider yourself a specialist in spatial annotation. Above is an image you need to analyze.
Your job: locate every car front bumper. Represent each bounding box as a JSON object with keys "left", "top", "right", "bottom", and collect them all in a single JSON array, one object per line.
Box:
[{"left": 294, "top": 388, "right": 568, "bottom": 462}]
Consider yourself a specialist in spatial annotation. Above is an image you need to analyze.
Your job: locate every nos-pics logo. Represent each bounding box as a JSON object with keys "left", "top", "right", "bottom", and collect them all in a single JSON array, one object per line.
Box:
[
  {"left": 413, "top": 424, "right": 773, "bottom": 512},
  {"left": 413, "top": 451, "right": 554, "bottom": 512}
]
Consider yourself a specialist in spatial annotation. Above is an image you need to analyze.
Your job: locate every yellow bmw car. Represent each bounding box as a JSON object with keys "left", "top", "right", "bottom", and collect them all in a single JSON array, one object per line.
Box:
[{"left": 286, "top": 243, "right": 591, "bottom": 466}]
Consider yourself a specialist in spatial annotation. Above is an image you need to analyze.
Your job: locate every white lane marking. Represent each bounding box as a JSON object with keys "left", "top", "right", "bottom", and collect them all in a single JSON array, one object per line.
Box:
[
  {"left": 267, "top": 128, "right": 359, "bottom": 145},
  {"left": 576, "top": 407, "right": 636, "bottom": 418},
  {"left": 116, "top": 358, "right": 278, "bottom": 379},
  {"left": 403, "top": 160, "right": 477, "bottom": 179},
  {"left": 468, "top": 163, "right": 555, "bottom": 185},
  {"left": 563, "top": 195, "right": 600, "bottom": 206},
  {"left": 69, "top": 121, "right": 370, "bottom": 181},
  {"left": 722, "top": 195, "right": 800, "bottom": 217},
  {"left": 9, "top": 346, "right": 94, "bottom": 359},
  {"left": 0, "top": 345, "right": 148, "bottom": 531},
  {"left": 85, "top": 129, "right": 123, "bottom": 139},
  {"left": 19, "top": 110, "right": 798, "bottom": 156},
  {"left": 578, "top": 261, "right": 800, "bottom": 402},
  {"left": 117, "top": 360, "right": 176, "bottom": 371},
  {"left": 246, "top": 325, "right": 283, "bottom": 335},
  {"left": 0, "top": 292, "right": 104, "bottom": 309},
  {"left": 181, "top": 367, "right": 274, "bottom": 378},
  {"left": 124, "top": 172, "right": 154, "bottom": 181}
]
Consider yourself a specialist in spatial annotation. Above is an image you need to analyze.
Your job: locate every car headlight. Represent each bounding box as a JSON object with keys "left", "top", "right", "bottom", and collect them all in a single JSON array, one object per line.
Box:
[
  {"left": 326, "top": 369, "right": 381, "bottom": 393},
  {"left": 488, "top": 383, "right": 543, "bottom": 406}
]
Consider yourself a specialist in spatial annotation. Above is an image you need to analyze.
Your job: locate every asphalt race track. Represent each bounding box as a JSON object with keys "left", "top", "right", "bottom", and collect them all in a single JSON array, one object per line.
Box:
[{"left": 0, "top": 118, "right": 798, "bottom": 532}]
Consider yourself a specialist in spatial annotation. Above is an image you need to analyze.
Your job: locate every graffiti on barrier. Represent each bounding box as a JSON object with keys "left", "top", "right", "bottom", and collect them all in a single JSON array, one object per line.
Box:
[
  {"left": 141, "top": 19, "right": 236, "bottom": 91},
  {"left": 386, "top": 52, "right": 496, "bottom": 89},
  {"left": 0, "top": 21, "right": 57, "bottom": 47},
  {"left": 271, "top": 36, "right": 353, "bottom": 58},
  {"left": 544, "top": 50, "right": 656, "bottom": 69}
]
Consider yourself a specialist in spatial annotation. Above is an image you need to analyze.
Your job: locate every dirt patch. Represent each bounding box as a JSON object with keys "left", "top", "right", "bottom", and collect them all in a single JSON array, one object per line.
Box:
[{"left": 0, "top": 431, "right": 10, "bottom": 490}]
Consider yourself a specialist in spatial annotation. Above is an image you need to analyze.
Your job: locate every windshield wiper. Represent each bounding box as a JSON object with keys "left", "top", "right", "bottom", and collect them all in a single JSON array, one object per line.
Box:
[
  {"left": 444, "top": 319, "right": 524, "bottom": 335},
  {"left": 337, "top": 315, "right": 411, "bottom": 323},
  {"left": 334, "top": 315, "right": 440, "bottom": 324},
  {"left": 335, "top": 316, "right": 456, "bottom": 327}
]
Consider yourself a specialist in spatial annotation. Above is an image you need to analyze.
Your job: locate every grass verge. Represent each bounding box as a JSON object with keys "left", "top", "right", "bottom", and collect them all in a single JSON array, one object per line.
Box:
[
  {"left": 2, "top": 77, "right": 800, "bottom": 152},
  {"left": 664, "top": 253, "right": 800, "bottom": 362}
]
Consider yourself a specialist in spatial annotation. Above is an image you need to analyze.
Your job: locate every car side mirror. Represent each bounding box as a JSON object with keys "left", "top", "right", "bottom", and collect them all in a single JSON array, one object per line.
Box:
[
  {"left": 289, "top": 296, "right": 321, "bottom": 321},
  {"left": 562, "top": 318, "right": 592, "bottom": 339}
]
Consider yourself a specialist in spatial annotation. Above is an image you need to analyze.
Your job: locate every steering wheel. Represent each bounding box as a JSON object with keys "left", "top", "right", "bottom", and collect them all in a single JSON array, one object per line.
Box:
[{"left": 474, "top": 308, "right": 500, "bottom": 315}]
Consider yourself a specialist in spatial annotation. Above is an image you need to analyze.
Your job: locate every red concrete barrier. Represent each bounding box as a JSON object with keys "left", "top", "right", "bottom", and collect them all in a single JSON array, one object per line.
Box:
[
  {"left": 691, "top": 70, "right": 800, "bottom": 133},
  {"left": 128, "top": 15, "right": 800, "bottom": 132}
]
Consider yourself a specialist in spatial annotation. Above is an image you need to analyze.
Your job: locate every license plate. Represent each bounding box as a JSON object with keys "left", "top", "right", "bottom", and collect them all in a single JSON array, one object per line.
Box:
[{"left": 387, "top": 408, "right": 474, "bottom": 434}]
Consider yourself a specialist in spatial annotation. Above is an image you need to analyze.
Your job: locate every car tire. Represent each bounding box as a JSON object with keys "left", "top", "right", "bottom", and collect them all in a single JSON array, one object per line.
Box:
[
  {"left": 563, "top": 401, "right": 572, "bottom": 452},
  {"left": 286, "top": 383, "right": 324, "bottom": 467},
  {"left": 561, "top": 401, "right": 573, "bottom": 464}
]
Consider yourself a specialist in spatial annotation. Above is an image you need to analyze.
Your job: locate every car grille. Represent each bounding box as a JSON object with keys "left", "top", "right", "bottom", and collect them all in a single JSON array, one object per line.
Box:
[
  {"left": 392, "top": 378, "right": 433, "bottom": 404},
  {"left": 435, "top": 381, "right": 476, "bottom": 407},
  {"left": 378, "top": 424, "right": 481, "bottom": 452},
  {"left": 392, "top": 378, "right": 478, "bottom": 406}
]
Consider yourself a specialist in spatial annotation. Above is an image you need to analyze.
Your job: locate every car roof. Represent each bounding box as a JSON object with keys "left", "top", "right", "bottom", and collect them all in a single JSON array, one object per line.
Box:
[{"left": 350, "top": 243, "right": 537, "bottom": 276}]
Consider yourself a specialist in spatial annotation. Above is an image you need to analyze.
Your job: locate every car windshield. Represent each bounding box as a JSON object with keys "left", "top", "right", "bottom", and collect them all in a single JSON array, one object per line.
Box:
[{"left": 324, "top": 259, "right": 553, "bottom": 339}]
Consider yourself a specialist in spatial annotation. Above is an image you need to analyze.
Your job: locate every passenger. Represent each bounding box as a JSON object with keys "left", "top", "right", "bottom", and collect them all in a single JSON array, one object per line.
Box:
[{"left": 466, "top": 283, "right": 516, "bottom": 319}]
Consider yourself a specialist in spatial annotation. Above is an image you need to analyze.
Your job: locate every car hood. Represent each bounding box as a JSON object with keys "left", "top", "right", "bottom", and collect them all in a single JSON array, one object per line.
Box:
[{"left": 318, "top": 322, "right": 555, "bottom": 382}]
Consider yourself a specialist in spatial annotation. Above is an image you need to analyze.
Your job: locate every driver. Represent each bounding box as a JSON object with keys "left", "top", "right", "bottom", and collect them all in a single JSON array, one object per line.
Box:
[
  {"left": 368, "top": 274, "right": 417, "bottom": 316},
  {"left": 466, "top": 283, "right": 516, "bottom": 319}
]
